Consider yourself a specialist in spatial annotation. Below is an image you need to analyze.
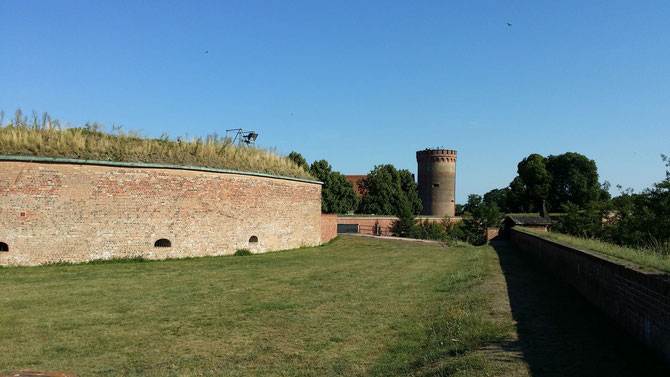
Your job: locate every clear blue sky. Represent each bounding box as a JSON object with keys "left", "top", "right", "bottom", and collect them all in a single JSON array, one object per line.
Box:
[{"left": 2, "top": 1, "right": 669, "bottom": 203}]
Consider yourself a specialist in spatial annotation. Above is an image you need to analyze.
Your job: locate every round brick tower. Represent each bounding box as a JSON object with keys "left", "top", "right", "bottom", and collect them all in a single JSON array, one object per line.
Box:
[{"left": 416, "top": 149, "right": 457, "bottom": 217}]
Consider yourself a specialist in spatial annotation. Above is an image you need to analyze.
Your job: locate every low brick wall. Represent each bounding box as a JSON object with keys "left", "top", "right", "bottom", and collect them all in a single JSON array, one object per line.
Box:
[
  {"left": 509, "top": 228, "right": 670, "bottom": 363},
  {"left": 486, "top": 227, "right": 501, "bottom": 242},
  {"left": 0, "top": 158, "right": 323, "bottom": 266},
  {"left": 320, "top": 214, "right": 338, "bottom": 243},
  {"left": 337, "top": 216, "right": 461, "bottom": 236}
]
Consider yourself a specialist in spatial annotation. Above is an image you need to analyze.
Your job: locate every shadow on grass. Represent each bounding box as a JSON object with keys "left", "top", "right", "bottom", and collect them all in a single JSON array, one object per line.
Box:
[{"left": 491, "top": 241, "right": 670, "bottom": 377}]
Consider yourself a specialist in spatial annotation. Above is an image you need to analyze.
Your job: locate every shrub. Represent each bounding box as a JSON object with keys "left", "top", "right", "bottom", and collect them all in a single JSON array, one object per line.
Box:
[
  {"left": 234, "top": 249, "right": 252, "bottom": 256},
  {"left": 390, "top": 199, "right": 418, "bottom": 237},
  {"left": 441, "top": 217, "right": 465, "bottom": 242},
  {"left": 413, "top": 219, "right": 447, "bottom": 241}
]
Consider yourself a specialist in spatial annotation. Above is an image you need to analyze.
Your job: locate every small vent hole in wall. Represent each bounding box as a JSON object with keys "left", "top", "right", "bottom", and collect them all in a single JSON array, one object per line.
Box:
[
  {"left": 433, "top": 183, "right": 440, "bottom": 188},
  {"left": 249, "top": 236, "right": 258, "bottom": 244},
  {"left": 0, "top": 242, "right": 7, "bottom": 252},
  {"left": 154, "top": 239, "right": 171, "bottom": 248}
]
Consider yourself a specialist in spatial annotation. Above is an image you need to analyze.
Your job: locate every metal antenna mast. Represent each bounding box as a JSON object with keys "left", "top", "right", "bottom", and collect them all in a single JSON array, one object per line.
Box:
[{"left": 225, "top": 129, "right": 259, "bottom": 145}]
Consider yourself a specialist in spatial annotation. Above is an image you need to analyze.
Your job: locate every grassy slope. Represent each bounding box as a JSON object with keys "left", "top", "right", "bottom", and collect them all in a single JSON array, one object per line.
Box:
[
  {"left": 519, "top": 228, "right": 670, "bottom": 274},
  {"left": 0, "top": 237, "right": 514, "bottom": 377},
  {"left": 0, "top": 121, "right": 313, "bottom": 180}
]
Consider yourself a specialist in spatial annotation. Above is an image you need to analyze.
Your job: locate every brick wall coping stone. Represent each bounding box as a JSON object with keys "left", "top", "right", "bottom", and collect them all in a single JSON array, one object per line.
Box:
[
  {"left": 0, "top": 155, "right": 323, "bottom": 185},
  {"left": 512, "top": 227, "right": 669, "bottom": 279}
]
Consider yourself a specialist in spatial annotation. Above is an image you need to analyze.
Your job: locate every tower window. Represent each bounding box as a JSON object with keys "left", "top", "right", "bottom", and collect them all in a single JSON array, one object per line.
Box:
[
  {"left": 249, "top": 236, "right": 258, "bottom": 244},
  {"left": 0, "top": 242, "right": 7, "bottom": 252},
  {"left": 154, "top": 239, "right": 171, "bottom": 247}
]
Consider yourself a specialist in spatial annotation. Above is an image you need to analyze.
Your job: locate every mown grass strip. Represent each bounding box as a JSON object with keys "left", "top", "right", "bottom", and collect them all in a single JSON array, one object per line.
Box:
[{"left": 0, "top": 238, "right": 512, "bottom": 376}]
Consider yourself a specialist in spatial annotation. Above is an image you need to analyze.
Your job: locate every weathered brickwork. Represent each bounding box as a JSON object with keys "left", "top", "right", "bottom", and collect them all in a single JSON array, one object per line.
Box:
[
  {"left": 0, "top": 160, "right": 323, "bottom": 266},
  {"left": 320, "top": 214, "right": 338, "bottom": 243},
  {"left": 510, "top": 228, "right": 670, "bottom": 364}
]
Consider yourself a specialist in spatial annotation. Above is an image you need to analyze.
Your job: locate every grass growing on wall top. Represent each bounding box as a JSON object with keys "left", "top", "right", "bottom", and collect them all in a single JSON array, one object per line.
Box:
[
  {"left": 0, "top": 109, "right": 314, "bottom": 180},
  {"left": 519, "top": 227, "right": 670, "bottom": 274}
]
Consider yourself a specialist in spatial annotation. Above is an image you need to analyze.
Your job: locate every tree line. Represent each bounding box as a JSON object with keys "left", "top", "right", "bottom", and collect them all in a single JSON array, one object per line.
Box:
[
  {"left": 289, "top": 151, "right": 493, "bottom": 246},
  {"left": 479, "top": 152, "right": 669, "bottom": 254},
  {"left": 292, "top": 149, "right": 669, "bottom": 253},
  {"left": 288, "top": 152, "right": 421, "bottom": 215}
]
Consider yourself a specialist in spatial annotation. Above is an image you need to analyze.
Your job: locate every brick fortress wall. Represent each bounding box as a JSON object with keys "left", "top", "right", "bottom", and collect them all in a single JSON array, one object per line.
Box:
[
  {"left": 509, "top": 228, "right": 670, "bottom": 364},
  {"left": 338, "top": 216, "right": 461, "bottom": 236},
  {"left": 0, "top": 159, "right": 324, "bottom": 266},
  {"left": 320, "top": 214, "right": 338, "bottom": 243}
]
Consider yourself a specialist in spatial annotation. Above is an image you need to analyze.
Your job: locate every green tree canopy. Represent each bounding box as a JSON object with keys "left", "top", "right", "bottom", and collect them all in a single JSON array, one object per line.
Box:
[
  {"left": 508, "top": 153, "right": 551, "bottom": 212},
  {"left": 309, "top": 160, "right": 359, "bottom": 214},
  {"left": 357, "top": 164, "right": 422, "bottom": 215},
  {"left": 288, "top": 151, "right": 310, "bottom": 173},
  {"left": 462, "top": 194, "right": 482, "bottom": 214},
  {"left": 545, "top": 152, "right": 609, "bottom": 209},
  {"left": 483, "top": 187, "right": 511, "bottom": 213},
  {"left": 506, "top": 152, "right": 608, "bottom": 212}
]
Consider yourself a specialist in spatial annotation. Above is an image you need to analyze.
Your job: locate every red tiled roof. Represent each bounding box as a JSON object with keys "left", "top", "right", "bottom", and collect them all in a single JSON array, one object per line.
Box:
[{"left": 345, "top": 175, "right": 367, "bottom": 196}]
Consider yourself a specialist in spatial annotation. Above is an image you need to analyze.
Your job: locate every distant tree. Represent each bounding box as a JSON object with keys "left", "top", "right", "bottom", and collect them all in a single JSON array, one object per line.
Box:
[
  {"left": 309, "top": 159, "right": 359, "bottom": 214},
  {"left": 390, "top": 198, "right": 417, "bottom": 237},
  {"left": 506, "top": 152, "right": 608, "bottom": 212},
  {"left": 599, "top": 154, "right": 670, "bottom": 249},
  {"left": 288, "top": 151, "right": 310, "bottom": 172},
  {"left": 462, "top": 194, "right": 482, "bottom": 214},
  {"left": 545, "top": 152, "right": 607, "bottom": 210},
  {"left": 508, "top": 153, "right": 551, "bottom": 212},
  {"left": 483, "top": 187, "right": 510, "bottom": 213},
  {"left": 554, "top": 201, "right": 607, "bottom": 238},
  {"left": 357, "top": 164, "right": 422, "bottom": 215},
  {"left": 460, "top": 201, "right": 502, "bottom": 246}
]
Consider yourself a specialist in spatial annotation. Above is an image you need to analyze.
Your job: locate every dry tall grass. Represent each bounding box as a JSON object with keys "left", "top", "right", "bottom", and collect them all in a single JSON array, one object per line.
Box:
[{"left": 0, "top": 109, "right": 314, "bottom": 180}]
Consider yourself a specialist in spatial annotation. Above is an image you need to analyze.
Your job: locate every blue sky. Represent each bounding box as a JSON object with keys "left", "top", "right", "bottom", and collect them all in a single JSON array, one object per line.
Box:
[{"left": 1, "top": 1, "right": 669, "bottom": 203}]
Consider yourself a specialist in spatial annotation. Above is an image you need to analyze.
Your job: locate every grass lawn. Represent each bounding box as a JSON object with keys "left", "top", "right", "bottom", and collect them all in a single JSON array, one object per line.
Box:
[{"left": 1, "top": 237, "right": 668, "bottom": 376}]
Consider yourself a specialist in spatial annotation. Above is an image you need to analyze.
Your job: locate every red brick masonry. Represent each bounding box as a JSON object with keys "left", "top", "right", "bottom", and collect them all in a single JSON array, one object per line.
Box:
[
  {"left": 344, "top": 175, "right": 367, "bottom": 196},
  {"left": 320, "top": 214, "right": 338, "bottom": 243},
  {"left": 510, "top": 228, "right": 670, "bottom": 364},
  {"left": 0, "top": 160, "right": 324, "bottom": 266},
  {"left": 338, "top": 216, "right": 461, "bottom": 236}
]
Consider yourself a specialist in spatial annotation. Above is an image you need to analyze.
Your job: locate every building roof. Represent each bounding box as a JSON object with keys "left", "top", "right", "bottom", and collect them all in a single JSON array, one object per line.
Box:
[
  {"left": 345, "top": 175, "right": 367, "bottom": 196},
  {"left": 504, "top": 215, "right": 552, "bottom": 226}
]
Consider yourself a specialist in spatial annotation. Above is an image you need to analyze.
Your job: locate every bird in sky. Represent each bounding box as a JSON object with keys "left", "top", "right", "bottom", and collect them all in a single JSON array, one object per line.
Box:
[
  {"left": 507, "top": 23, "right": 512, "bottom": 26},
  {"left": 205, "top": 50, "right": 209, "bottom": 54}
]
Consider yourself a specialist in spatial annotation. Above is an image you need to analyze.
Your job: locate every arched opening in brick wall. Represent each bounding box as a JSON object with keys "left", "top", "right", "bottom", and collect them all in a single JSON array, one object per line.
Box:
[
  {"left": 154, "top": 239, "right": 171, "bottom": 248},
  {"left": 0, "top": 242, "right": 7, "bottom": 252},
  {"left": 249, "top": 236, "right": 258, "bottom": 244}
]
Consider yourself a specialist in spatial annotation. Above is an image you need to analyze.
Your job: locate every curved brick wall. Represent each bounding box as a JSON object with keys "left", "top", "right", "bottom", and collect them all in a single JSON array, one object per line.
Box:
[{"left": 0, "top": 158, "right": 323, "bottom": 266}]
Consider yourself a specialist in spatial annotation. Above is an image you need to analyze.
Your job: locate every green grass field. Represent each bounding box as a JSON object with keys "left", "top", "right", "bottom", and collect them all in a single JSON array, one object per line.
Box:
[{"left": 1, "top": 237, "right": 668, "bottom": 376}]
